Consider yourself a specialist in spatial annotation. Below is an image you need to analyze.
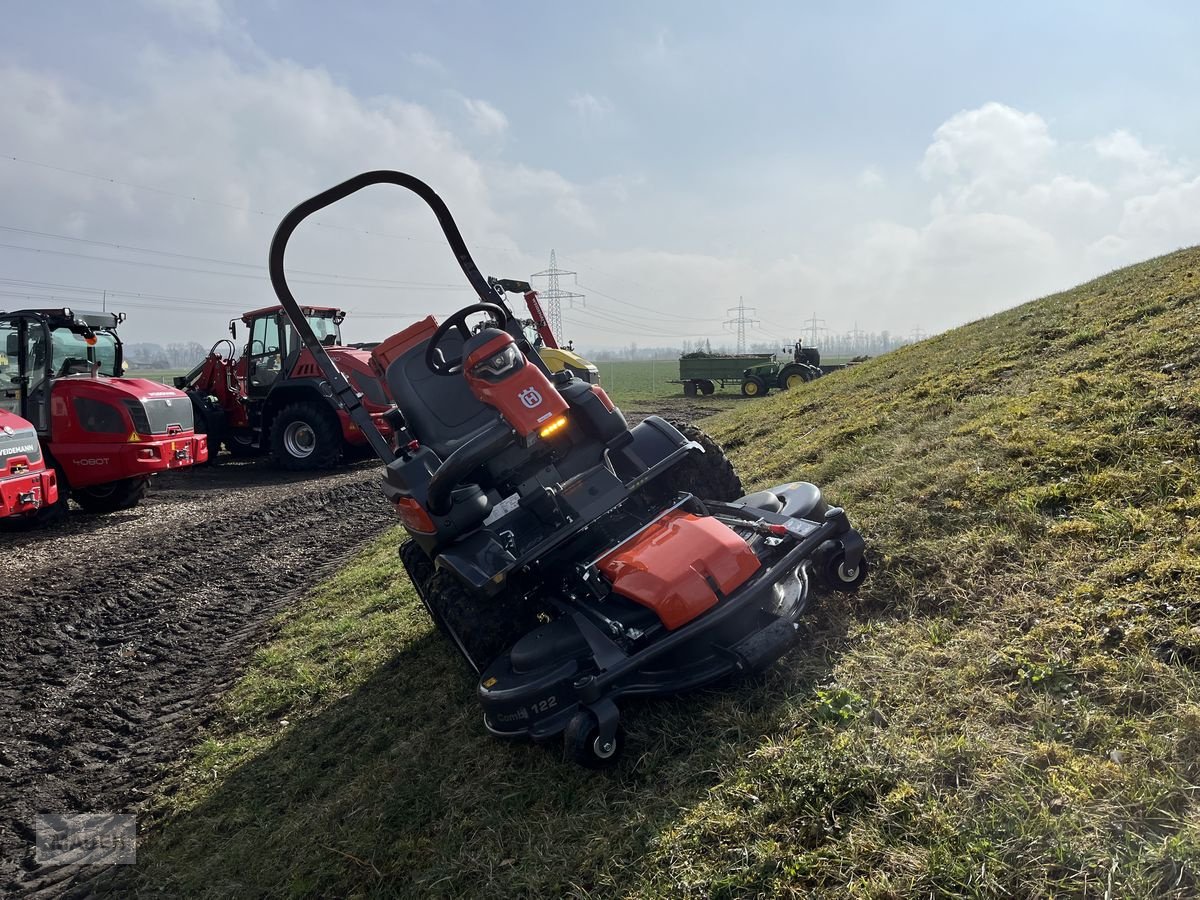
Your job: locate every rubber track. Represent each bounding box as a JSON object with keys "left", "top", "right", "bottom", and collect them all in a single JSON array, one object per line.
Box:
[{"left": 0, "top": 470, "right": 391, "bottom": 897}]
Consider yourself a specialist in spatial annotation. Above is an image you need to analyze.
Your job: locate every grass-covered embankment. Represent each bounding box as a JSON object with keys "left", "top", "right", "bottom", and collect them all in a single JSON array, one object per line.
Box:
[{"left": 120, "top": 249, "right": 1199, "bottom": 897}]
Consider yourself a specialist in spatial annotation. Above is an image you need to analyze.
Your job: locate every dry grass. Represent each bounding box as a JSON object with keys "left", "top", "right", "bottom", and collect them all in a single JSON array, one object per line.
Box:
[{"left": 114, "top": 248, "right": 1199, "bottom": 897}]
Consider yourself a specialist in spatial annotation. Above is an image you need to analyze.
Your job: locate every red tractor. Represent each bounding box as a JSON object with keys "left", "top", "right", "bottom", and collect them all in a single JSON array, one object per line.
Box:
[
  {"left": 0, "top": 308, "right": 207, "bottom": 523},
  {"left": 0, "top": 408, "right": 58, "bottom": 523},
  {"left": 176, "top": 305, "right": 393, "bottom": 469}
]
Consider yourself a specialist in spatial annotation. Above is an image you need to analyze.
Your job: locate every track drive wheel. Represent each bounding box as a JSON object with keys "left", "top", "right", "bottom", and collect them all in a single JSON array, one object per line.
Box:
[
  {"left": 270, "top": 402, "right": 342, "bottom": 471},
  {"left": 656, "top": 419, "right": 744, "bottom": 502},
  {"left": 564, "top": 710, "right": 624, "bottom": 768},
  {"left": 740, "top": 375, "right": 768, "bottom": 397},
  {"left": 72, "top": 476, "right": 149, "bottom": 513},
  {"left": 422, "top": 569, "right": 539, "bottom": 674}
]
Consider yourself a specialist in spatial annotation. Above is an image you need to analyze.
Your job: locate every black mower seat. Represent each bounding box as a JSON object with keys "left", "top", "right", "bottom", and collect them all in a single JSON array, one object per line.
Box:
[
  {"left": 385, "top": 334, "right": 501, "bottom": 461},
  {"left": 735, "top": 482, "right": 825, "bottom": 520}
]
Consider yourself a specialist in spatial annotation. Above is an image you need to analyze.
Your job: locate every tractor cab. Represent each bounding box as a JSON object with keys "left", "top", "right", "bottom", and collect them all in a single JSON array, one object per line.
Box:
[
  {"left": 237, "top": 305, "right": 346, "bottom": 396},
  {"left": 0, "top": 307, "right": 206, "bottom": 522},
  {"left": 0, "top": 308, "right": 126, "bottom": 429},
  {"left": 180, "top": 304, "right": 392, "bottom": 469}
]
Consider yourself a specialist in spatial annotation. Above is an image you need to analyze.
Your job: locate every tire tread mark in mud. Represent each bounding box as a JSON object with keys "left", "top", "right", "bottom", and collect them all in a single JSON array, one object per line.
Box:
[{"left": 0, "top": 466, "right": 392, "bottom": 897}]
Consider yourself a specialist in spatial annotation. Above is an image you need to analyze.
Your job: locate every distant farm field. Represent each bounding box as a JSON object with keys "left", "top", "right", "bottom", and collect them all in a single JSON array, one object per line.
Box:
[
  {"left": 127, "top": 368, "right": 187, "bottom": 385},
  {"left": 121, "top": 359, "right": 854, "bottom": 407},
  {"left": 596, "top": 356, "right": 853, "bottom": 404}
]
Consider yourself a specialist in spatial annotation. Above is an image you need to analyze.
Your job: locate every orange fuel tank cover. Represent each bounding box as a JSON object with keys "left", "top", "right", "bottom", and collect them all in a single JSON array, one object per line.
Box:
[
  {"left": 370, "top": 315, "right": 439, "bottom": 377},
  {"left": 598, "top": 512, "right": 761, "bottom": 630}
]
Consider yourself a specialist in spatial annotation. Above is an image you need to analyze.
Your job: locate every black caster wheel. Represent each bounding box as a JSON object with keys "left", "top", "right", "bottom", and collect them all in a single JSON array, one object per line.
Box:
[
  {"left": 563, "top": 710, "right": 623, "bottom": 768},
  {"left": 823, "top": 553, "right": 868, "bottom": 593}
]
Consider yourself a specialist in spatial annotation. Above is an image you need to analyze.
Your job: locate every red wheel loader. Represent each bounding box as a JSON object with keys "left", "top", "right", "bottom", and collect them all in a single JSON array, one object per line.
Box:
[
  {"left": 0, "top": 308, "right": 207, "bottom": 524},
  {"left": 0, "top": 408, "right": 58, "bottom": 523},
  {"left": 176, "top": 305, "right": 394, "bottom": 470}
]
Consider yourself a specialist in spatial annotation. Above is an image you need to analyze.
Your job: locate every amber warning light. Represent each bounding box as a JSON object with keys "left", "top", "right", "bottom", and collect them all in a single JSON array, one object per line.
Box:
[{"left": 538, "top": 415, "right": 568, "bottom": 439}]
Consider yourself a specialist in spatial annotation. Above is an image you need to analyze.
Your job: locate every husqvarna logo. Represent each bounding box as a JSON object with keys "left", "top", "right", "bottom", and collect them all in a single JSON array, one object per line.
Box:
[{"left": 518, "top": 387, "right": 543, "bottom": 409}]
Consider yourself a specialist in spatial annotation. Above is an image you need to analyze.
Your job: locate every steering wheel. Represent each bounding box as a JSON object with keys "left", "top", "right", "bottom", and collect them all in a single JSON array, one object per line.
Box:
[{"left": 425, "top": 302, "right": 510, "bottom": 376}]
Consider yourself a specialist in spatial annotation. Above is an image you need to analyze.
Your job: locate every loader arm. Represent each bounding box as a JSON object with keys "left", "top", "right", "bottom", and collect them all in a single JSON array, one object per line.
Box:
[
  {"left": 522, "top": 290, "right": 558, "bottom": 350},
  {"left": 268, "top": 171, "right": 510, "bottom": 465}
]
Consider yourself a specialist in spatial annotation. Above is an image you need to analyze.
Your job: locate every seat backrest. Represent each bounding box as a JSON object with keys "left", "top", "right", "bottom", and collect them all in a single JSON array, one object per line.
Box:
[{"left": 385, "top": 332, "right": 500, "bottom": 460}]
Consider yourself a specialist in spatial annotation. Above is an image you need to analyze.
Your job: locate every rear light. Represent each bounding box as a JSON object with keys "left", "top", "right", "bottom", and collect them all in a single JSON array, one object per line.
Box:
[
  {"left": 139, "top": 447, "right": 158, "bottom": 460},
  {"left": 538, "top": 415, "right": 568, "bottom": 439},
  {"left": 393, "top": 497, "right": 436, "bottom": 533}
]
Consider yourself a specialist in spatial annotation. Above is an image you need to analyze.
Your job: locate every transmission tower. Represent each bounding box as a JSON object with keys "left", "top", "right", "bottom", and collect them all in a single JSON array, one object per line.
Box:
[
  {"left": 803, "top": 312, "right": 828, "bottom": 347},
  {"left": 530, "top": 250, "right": 585, "bottom": 339},
  {"left": 724, "top": 297, "right": 760, "bottom": 355},
  {"left": 848, "top": 321, "right": 868, "bottom": 355}
]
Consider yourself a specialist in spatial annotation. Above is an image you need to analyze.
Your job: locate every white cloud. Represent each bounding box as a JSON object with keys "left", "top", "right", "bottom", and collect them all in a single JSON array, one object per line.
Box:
[
  {"left": 139, "top": 0, "right": 229, "bottom": 33},
  {"left": 920, "top": 102, "right": 1054, "bottom": 183},
  {"left": 460, "top": 97, "right": 509, "bottom": 136},
  {"left": 857, "top": 166, "right": 884, "bottom": 189},
  {"left": 569, "top": 93, "right": 614, "bottom": 122},
  {"left": 405, "top": 52, "right": 447, "bottom": 75}
]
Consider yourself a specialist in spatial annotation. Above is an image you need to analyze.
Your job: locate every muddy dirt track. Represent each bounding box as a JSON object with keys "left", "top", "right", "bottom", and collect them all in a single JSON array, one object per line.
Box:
[
  {"left": 0, "top": 458, "right": 393, "bottom": 897},
  {"left": 0, "top": 398, "right": 729, "bottom": 896}
]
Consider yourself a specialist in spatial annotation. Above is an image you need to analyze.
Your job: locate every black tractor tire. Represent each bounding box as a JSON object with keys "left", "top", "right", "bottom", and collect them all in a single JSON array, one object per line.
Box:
[
  {"left": 655, "top": 420, "right": 744, "bottom": 502},
  {"left": 421, "top": 568, "right": 540, "bottom": 674},
  {"left": 188, "top": 392, "right": 225, "bottom": 465},
  {"left": 72, "top": 476, "right": 149, "bottom": 513},
  {"left": 683, "top": 380, "right": 698, "bottom": 397},
  {"left": 400, "top": 540, "right": 446, "bottom": 632},
  {"left": 698, "top": 379, "right": 716, "bottom": 395},
  {"left": 224, "top": 432, "right": 263, "bottom": 458},
  {"left": 563, "top": 709, "right": 624, "bottom": 768},
  {"left": 777, "top": 364, "right": 812, "bottom": 391},
  {"left": 740, "top": 375, "right": 768, "bottom": 398},
  {"left": 270, "top": 402, "right": 342, "bottom": 471}
]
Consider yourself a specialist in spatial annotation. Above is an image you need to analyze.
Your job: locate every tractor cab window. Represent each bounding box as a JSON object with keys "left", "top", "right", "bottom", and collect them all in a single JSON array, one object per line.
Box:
[
  {"left": 0, "top": 320, "right": 19, "bottom": 415},
  {"left": 306, "top": 313, "right": 341, "bottom": 348},
  {"left": 247, "top": 314, "right": 284, "bottom": 388},
  {"left": 522, "top": 320, "right": 544, "bottom": 350},
  {"left": 48, "top": 327, "right": 120, "bottom": 378}
]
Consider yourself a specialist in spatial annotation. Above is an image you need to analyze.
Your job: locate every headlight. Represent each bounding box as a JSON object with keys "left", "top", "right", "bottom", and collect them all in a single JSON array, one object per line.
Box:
[{"left": 471, "top": 343, "right": 524, "bottom": 379}]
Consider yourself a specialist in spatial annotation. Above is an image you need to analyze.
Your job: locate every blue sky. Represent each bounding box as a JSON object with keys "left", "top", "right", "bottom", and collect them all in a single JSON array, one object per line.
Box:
[{"left": 3, "top": 1, "right": 1199, "bottom": 348}]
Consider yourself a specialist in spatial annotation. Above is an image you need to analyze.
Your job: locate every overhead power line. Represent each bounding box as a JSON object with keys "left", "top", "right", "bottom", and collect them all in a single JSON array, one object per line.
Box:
[
  {"left": 0, "top": 224, "right": 470, "bottom": 288},
  {"left": 0, "top": 240, "right": 470, "bottom": 291},
  {"left": 0, "top": 153, "right": 520, "bottom": 255}
]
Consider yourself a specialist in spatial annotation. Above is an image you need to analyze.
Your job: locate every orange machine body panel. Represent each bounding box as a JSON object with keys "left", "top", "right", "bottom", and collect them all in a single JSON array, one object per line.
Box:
[
  {"left": 598, "top": 512, "right": 761, "bottom": 630},
  {"left": 463, "top": 333, "right": 568, "bottom": 437},
  {"left": 370, "top": 316, "right": 440, "bottom": 378}
]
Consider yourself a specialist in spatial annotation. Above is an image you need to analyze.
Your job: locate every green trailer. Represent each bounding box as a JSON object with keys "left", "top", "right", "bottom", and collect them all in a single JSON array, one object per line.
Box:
[{"left": 675, "top": 353, "right": 778, "bottom": 398}]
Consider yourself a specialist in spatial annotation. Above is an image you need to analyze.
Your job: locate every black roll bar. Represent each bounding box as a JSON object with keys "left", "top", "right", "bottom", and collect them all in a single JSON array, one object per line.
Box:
[{"left": 267, "top": 170, "right": 502, "bottom": 465}]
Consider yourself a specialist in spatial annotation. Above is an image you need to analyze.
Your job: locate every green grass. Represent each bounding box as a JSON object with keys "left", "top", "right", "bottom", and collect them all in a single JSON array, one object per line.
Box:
[{"left": 118, "top": 249, "right": 1200, "bottom": 897}]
